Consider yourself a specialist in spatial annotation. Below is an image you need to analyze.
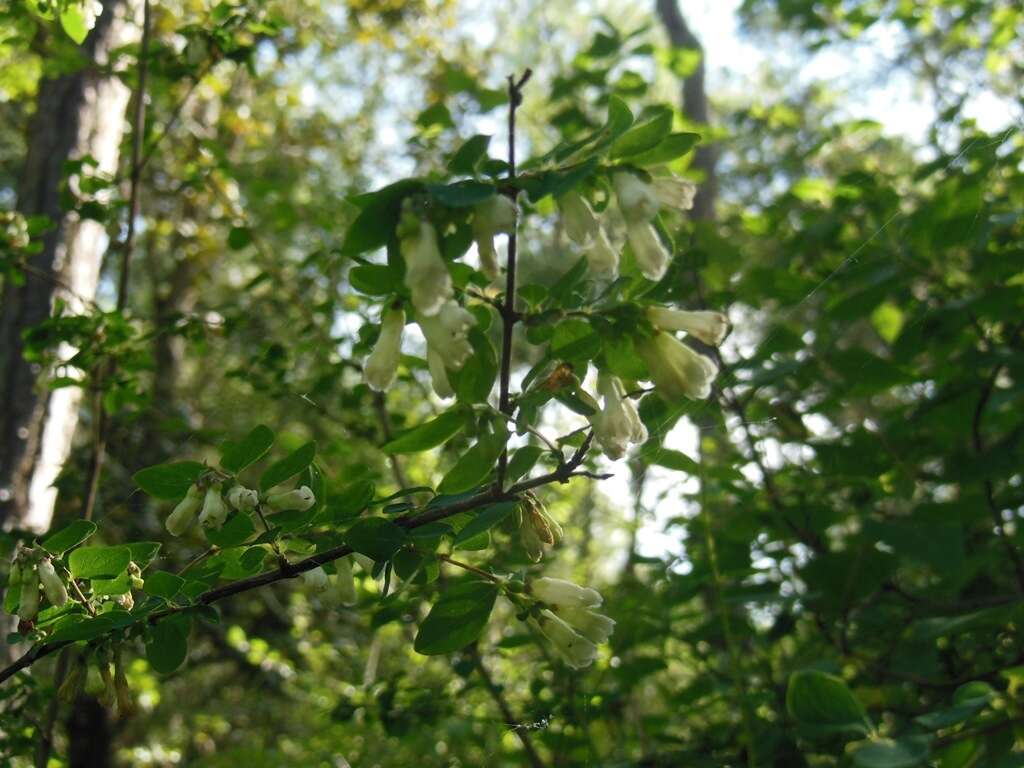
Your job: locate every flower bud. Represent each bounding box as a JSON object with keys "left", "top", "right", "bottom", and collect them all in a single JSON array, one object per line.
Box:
[
  {"left": 265, "top": 485, "right": 316, "bottom": 513},
  {"left": 418, "top": 300, "right": 475, "bottom": 371},
  {"left": 427, "top": 348, "right": 454, "bottom": 399},
  {"left": 199, "top": 484, "right": 229, "bottom": 529},
  {"left": 625, "top": 220, "right": 670, "bottom": 281},
  {"left": 226, "top": 485, "right": 259, "bottom": 511},
  {"left": 113, "top": 652, "right": 134, "bottom": 715},
  {"left": 472, "top": 194, "right": 517, "bottom": 280},
  {"left": 590, "top": 374, "right": 647, "bottom": 460},
  {"left": 166, "top": 483, "right": 203, "bottom": 536},
  {"left": 652, "top": 174, "right": 697, "bottom": 212},
  {"left": 637, "top": 331, "right": 718, "bottom": 401},
  {"left": 330, "top": 556, "right": 357, "bottom": 606},
  {"left": 531, "top": 609, "right": 598, "bottom": 669},
  {"left": 364, "top": 307, "right": 405, "bottom": 392},
  {"left": 98, "top": 662, "right": 116, "bottom": 708},
  {"left": 647, "top": 307, "right": 729, "bottom": 346},
  {"left": 402, "top": 218, "right": 452, "bottom": 317},
  {"left": 530, "top": 577, "right": 602, "bottom": 610},
  {"left": 17, "top": 567, "right": 40, "bottom": 621},
  {"left": 517, "top": 495, "right": 562, "bottom": 562},
  {"left": 613, "top": 171, "right": 659, "bottom": 223},
  {"left": 300, "top": 565, "right": 329, "bottom": 591},
  {"left": 586, "top": 228, "right": 619, "bottom": 278},
  {"left": 58, "top": 656, "right": 85, "bottom": 704},
  {"left": 116, "top": 592, "right": 135, "bottom": 611},
  {"left": 558, "top": 191, "right": 599, "bottom": 244},
  {"left": 37, "top": 558, "right": 68, "bottom": 607}
]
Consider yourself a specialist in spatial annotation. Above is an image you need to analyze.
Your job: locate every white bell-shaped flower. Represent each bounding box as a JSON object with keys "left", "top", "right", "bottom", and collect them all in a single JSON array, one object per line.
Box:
[
  {"left": 265, "top": 485, "right": 316, "bottom": 513},
  {"left": 652, "top": 174, "right": 697, "bottom": 212},
  {"left": 591, "top": 374, "right": 647, "bottom": 460},
  {"left": 472, "top": 194, "right": 517, "bottom": 280},
  {"left": 557, "top": 604, "right": 616, "bottom": 645},
  {"left": 330, "top": 556, "right": 358, "bottom": 606},
  {"left": 418, "top": 300, "right": 475, "bottom": 370},
  {"left": 402, "top": 219, "right": 452, "bottom": 316},
  {"left": 558, "top": 191, "right": 600, "bottom": 244},
  {"left": 647, "top": 307, "right": 729, "bottom": 346},
  {"left": 300, "top": 565, "right": 329, "bottom": 591},
  {"left": 166, "top": 483, "right": 203, "bottom": 536},
  {"left": 530, "top": 576, "right": 602, "bottom": 610},
  {"left": 613, "top": 171, "right": 659, "bottom": 223},
  {"left": 364, "top": 307, "right": 405, "bottom": 392},
  {"left": 37, "top": 558, "right": 68, "bottom": 607},
  {"left": 626, "top": 221, "right": 671, "bottom": 281},
  {"left": 199, "top": 484, "right": 229, "bottom": 529},
  {"left": 227, "top": 485, "right": 259, "bottom": 511},
  {"left": 637, "top": 331, "right": 718, "bottom": 400},
  {"left": 427, "top": 348, "right": 454, "bottom": 399},
  {"left": 586, "top": 228, "right": 620, "bottom": 278},
  {"left": 532, "top": 609, "right": 598, "bottom": 669}
]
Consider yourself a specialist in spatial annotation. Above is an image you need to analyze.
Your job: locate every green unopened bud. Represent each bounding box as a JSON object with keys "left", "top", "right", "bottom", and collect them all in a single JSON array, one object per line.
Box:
[
  {"left": 265, "top": 486, "right": 315, "bottom": 513},
  {"left": 166, "top": 484, "right": 203, "bottom": 536},
  {"left": 38, "top": 558, "right": 68, "bottom": 607},
  {"left": 506, "top": 579, "right": 525, "bottom": 594},
  {"left": 17, "top": 568, "right": 40, "bottom": 621},
  {"left": 130, "top": 575, "right": 145, "bottom": 591},
  {"left": 226, "top": 485, "right": 259, "bottom": 511},
  {"left": 199, "top": 484, "right": 229, "bottom": 529}
]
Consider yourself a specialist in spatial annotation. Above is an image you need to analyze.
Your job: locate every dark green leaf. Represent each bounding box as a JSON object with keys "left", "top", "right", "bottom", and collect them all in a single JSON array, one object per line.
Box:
[
  {"left": 610, "top": 108, "right": 673, "bottom": 158},
  {"left": 452, "top": 502, "right": 517, "bottom": 546},
  {"left": 68, "top": 546, "right": 131, "bottom": 580},
  {"left": 345, "top": 517, "right": 407, "bottom": 561},
  {"left": 448, "top": 134, "right": 492, "bottom": 175},
  {"left": 414, "top": 581, "right": 498, "bottom": 655},
  {"left": 350, "top": 264, "right": 401, "bottom": 296},
  {"left": 133, "top": 461, "right": 205, "bottom": 501},
  {"left": 260, "top": 441, "right": 316, "bottom": 492},
  {"left": 144, "top": 571, "right": 186, "bottom": 601},
  {"left": 40, "top": 520, "right": 97, "bottom": 555},
  {"left": 786, "top": 669, "right": 871, "bottom": 736},
  {"left": 146, "top": 617, "right": 189, "bottom": 674},
  {"left": 381, "top": 409, "right": 464, "bottom": 454},
  {"left": 220, "top": 425, "right": 275, "bottom": 474}
]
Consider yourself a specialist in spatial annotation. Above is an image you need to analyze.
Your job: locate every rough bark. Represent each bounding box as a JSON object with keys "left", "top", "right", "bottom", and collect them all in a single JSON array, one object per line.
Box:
[
  {"left": 0, "top": 0, "right": 139, "bottom": 532},
  {"left": 655, "top": 0, "right": 717, "bottom": 221}
]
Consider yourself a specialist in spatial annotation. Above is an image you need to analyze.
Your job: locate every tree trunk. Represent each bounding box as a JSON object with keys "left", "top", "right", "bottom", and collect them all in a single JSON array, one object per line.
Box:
[
  {"left": 0, "top": 0, "right": 139, "bottom": 533},
  {"left": 655, "top": 0, "right": 717, "bottom": 222}
]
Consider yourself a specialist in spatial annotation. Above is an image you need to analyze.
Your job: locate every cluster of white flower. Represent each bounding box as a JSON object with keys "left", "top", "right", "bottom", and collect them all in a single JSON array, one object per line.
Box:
[
  {"left": 527, "top": 577, "right": 615, "bottom": 669},
  {"left": 299, "top": 553, "right": 376, "bottom": 605},
  {"left": 471, "top": 194, "right": 518, "bottom": 280},
  {"left": 166, "top": 482, "right": 316, "bottom": 536},
  {"left": 7, "top": 547, "right": 69, "bottom": 623}
]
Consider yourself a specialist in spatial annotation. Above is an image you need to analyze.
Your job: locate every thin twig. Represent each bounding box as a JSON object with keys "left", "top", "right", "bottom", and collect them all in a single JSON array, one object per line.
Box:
[
  {"left": 472, "top": 652, "right": 546, "bottom": 768},
  {"left": 438, "top": 553, "right": 500, "bottom": 583}
]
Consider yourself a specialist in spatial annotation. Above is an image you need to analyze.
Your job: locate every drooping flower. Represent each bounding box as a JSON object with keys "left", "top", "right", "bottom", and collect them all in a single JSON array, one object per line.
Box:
[
  {"left": 517, "top": 494, "right": 563, "bottom": 562},
  {"left": 637, "top": 331, "right": 718, "bottom": 400},
  {"left": 418, "top": 300, "right": 475, "bottom": 370},
  {"left": 530, "top": 577, "right": 602, "bottom": 610},
  {"left": 113, "top": 650, "right": 134, "bottom": 715},
  {"left": 166, "top": 483, "right": 204, "bottom": 536},
  {"left": 557, "top": 604, "right": 616, "bottom": 645},
  {"left": 590, "top": 374, "right": 647, "bottom": 460},
  {"left": 531, "top": 609, "right": 598, "bottom": 669},
  {"left": 613, "top": 171, "right": 659, "bottom": 223},
  {"left": 199, "top": 484, "right": 229, "bottom": 529},
  {"left": 227, "top": 485, "right": 259, "bottom": 511},
  {"left": 472, "top": 194, "right": 517, "bottom": 281},
  {"left": 651, "top": 174, "right": 697, "bottom": 213},
  {"left": 427, "top": 348, "right": 454, "bottom": 399},
  {"left": 364, "top": 307, "right": 406, "bottom": 391},
  {"left": 330, "top": 556, "right": 358, "bottom": 606},
  {"left": 586, "top": 228, "right": 620, "bottom": 278},
  {"left": 626, "top": 221, "right": 671, "bottom": 281},
  {"left": 265, "top": 486, "right": 316, "bottom": 513},
  {"left": 647, "top": 307, "right": 729, "bottom": 346},
  {"left": 17, "top": 567, "right": 40, "bottom": 621},
  {"left": 353, "top": 553, "right": 376, "bottom": 574},
  {"left": 401, "top": 218, "right": 452, "bottom": 316},
  {"left": 300, "top": 565, "right": 329, "bottom": 591},
  {"left": 37, "top": 558, "right": 68, "bottom": 607},
  {"left": 558, "top": 191, "right": 600, "bottom": 245}
]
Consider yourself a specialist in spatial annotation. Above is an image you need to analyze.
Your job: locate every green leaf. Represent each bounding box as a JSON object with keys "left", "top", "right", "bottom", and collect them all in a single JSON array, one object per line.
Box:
[
  {"left": 414, "top": 580, "right": 499, "bottom": 655},
  {"left": 144, "top": 571, "right": 186, "bottom": 601},
  {"left": 611, "top": 108, "right": 673, "bottom": 158},
  {"left": 628, "top": 132, "right": 700, "bottom": 166},
  {"left": 40, "top": 520, "right": 97, "bottom": 555},
  {"left": 341, "top": 180, "right": 423, "bottom": 255},
  {"left": 507, "top": 446, "right": 544, "bottom": 483},
  {"left": 227, "top": 226, "right": 253, "bottom": 250},
  {"left": 786, "top": 669, "right": 871, "bottom": 736},
  {"left": 48, "top": 610, "right": 134, "bottom": 644},
  {"left": 59, "top": 5, "right": 88, "bottom": 44},
  {"left": 605, "top": 95, "right": 634, "bottom": 139},
  {"left": 437, "top": 425, "right": 509, "bottom": 495},
  {"left": 451, "top": 329, "right": 498, "bottom": 404},
  {"left": 345, "top": 518, "right": 407, "bottom": 561},
  {"left": 68, "top": 546, "right": 131, "bottom": 580},
  {"left": 91, "top": 572, "right": 130, "bottom": 596},
  {"left": 126, "top": 542, "right": 161, "bottom": 569},
  {"left": 220, "top": 425, "right": 275, "bottom": 474},
  {"left": 452, "top": 501, "right": 517, "bottom": 546},
  {"left": 852, "top": 738, "right": 930, "bottom": 768},
  {"left": 551, "top": 319, "right": 601, "bottom": 363},
  {"left": 350, "top": 264, "right": 401, "bottom": 296},
  {"left": 204, "top": 512, "right": 256, "bottom": 547},
  {"left": 448, "top": 134, "right": 492, "bottom": 175},
  {"left": 259, "top": 441, "right": 316, "bottom": 492},
  {"left": 645, "top": 447, "right": 698, "bottom": 474},
  {"left": 146, "top": 618, "right": 189, "bottom": 674},
  {"left": 133, "top": 461, "right": 205, "bottom": 501},
  {"left": 381, "top": 409, "right": 465, "bottom": 454},
  {"left": 427, "top": 180, "right": 496, "bottom": 207}
]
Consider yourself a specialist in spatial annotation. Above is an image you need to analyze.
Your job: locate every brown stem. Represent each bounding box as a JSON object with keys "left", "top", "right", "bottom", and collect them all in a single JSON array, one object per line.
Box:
[{"left": 494, "top": 69, "right": 532, "bottom": 492}]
